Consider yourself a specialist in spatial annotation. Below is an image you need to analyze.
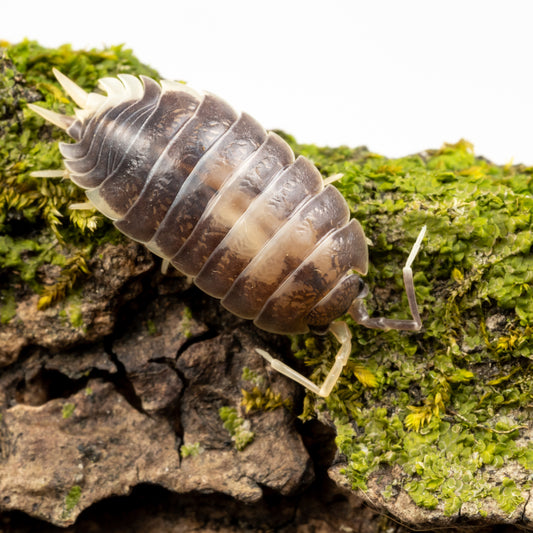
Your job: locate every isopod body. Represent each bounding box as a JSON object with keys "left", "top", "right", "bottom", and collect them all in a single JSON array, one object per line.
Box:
[{"left": 30, "top": 70, "right": 425, "bottom": 397}]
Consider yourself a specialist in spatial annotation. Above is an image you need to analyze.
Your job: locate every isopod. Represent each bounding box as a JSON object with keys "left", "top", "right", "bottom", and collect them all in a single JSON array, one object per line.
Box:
[{"left": 29, "top": 69, "right": 426, "bottom": 397}]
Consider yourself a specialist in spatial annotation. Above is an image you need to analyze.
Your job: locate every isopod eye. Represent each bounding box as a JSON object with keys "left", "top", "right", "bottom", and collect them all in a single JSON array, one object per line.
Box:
[{"left": 357, "top": 277, "right": 368, "bottom": 299}]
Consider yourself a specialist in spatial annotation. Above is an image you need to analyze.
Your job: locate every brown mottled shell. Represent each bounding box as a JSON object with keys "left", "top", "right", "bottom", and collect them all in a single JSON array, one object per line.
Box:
[{"left": 59, "top": 75, "right": 369, "bottom": 335}]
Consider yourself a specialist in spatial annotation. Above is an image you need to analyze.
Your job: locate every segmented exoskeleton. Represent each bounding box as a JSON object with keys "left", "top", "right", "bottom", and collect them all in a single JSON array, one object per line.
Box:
[{"left": 29, "top": 69, "right": 426, "bottom": 397}]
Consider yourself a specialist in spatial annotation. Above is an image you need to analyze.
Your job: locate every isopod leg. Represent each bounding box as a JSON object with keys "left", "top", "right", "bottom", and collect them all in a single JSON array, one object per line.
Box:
[
  {"left": 255, "top": 348, "right": 322, "bottom": 396},
  {"left": 255, "top": 321, "right": 352, "bottom": 398},
  {"left": 69, "top": 202, "right": 94, "bottom": 210},
  {"left": 349, "top": 225, "right": 426, "bottom": 331},
  {"left": 30, "top": 169, "right": 69, "bottom": 178},
  {"left": 323, "top": 173, "right": 344, "bottom": 185},
  {"left": 316, "top": 321, "right": 352, "bottom": 397}
]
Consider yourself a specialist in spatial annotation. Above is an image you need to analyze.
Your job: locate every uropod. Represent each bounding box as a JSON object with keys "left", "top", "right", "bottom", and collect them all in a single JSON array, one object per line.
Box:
[{"left": 29, "top": 69, "right": 426, "bottom": 398}]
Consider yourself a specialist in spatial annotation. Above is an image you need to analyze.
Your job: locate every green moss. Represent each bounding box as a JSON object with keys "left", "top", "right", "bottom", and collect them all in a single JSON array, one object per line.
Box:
[
  {"left": 62, "top": 485, "right": 81, "bottom": 519},
  {"left": 0, "top": 288, "right": 16, "bottom": 324},
  {"left": 145, "top": 319, "right": 158, "bottom": 336},
  {"left": 219, "top": 406, "right": 255, "bottom": 451},
  {"left": 0, "top": 40, "right": 159, "bottom": 309},
  {"left": 180, "top": 442, "right": 204, "bottom": 458},
  {"left": 241, "top": 385, "right": 293, "bottom": 413},
  {"left": 61, "top": 402, "right": 75, "bottom": 419},
  {"left": 241, "top": 366, "right": 266, "bottom": 387},
  {"left": 179, "top": 305, "right": 194, "bottom": 338},
  {"left": 38, "top": 252, "right": 90, "bottom": 310},
  {"left": 491, "top": 478, "right": 525, "bottom": 514},
  {"left": 279, "top": 137, "right": 533, "bottom": 517},
  {"left": 240, "top": 367, "right": 293, "bottom": 412},
  {"left": 54, "top": 290, "right": 85, "bottom": 330},
  {"left": 67, "top": 295, "right": 84, "bottom": 329}
]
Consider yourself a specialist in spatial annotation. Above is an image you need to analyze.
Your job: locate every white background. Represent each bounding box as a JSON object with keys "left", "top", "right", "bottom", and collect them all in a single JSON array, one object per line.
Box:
[{"left": 3, "top": 0, "right": 533, "bottom": 165}]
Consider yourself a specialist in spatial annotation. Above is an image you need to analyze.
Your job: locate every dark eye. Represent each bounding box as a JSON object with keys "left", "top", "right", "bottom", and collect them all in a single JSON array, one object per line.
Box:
[{"left": 357, "top": 277, "right": 368, "bottom": 298}]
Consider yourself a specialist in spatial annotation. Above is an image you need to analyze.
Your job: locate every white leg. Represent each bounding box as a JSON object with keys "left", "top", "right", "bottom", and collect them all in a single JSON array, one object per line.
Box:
[
  {"left": 69, "top": 202, "right": 94, "bottom": 210},
  {"left": 323, "top": 173, "right": 344, "bottom": 185},
  {"left": 406, "top": 225, "right": 427, "bottom": 268},
  {"left": 255, "top": 348, "right": 322, "bottom": 396},
  {"left": 317, "top": 321, "right": 352, "bottom": 397},
  {"left": 161, "top": 259, "right": 170, "bottom": 275},
  {"left": 255, "top": 320, "right": 352, "bottom": 398},
  {"left": 350, "top": 225, "right": 426, "bottom": 331},
  {"left": 30, "top": 169, "right": 69, "bottom": 178}
]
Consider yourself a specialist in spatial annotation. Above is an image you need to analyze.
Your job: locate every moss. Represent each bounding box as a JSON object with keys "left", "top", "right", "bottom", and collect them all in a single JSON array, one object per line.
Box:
[
  {"left": 180, "top": 442, "right": 204, "bottom": 458},
  {"left": 61, "top": 402, "right": 76, "bottom": 419},
  {"left": 38, "top": 252, "right": 90, "bottom": 310},
  {"left": 62, "top": 485, "right": 81, "bottom": 519},
  {"left": 281, "top": 137, "right": 533, "bottom": 516},
  {"left": 241, "top": 366, "right": 266, "bottom": 387},
  {"left": 491, "top": 478, "right": 526, "bottom": 513},
  {"left": 181, "top": 305, "right": 193, "bottom": 339},
  {"left": 241, "top": 385, "right": 293, "bottom": 413},
  {"left": 0, "top": 288, "right": 16, "bottom": 324},
  {"left": 240, "top": 367, "right": 293, "bottom": 412},
  {"left": 0, "top": 40, "right": 159, "bottom": 309},
  {"left": 145, "top": 319, "right": 158, "bottom": 336},
  {"left": 180, "top": 306, "right": 193, "bottom": 339},
  {"left": 66, "top": 293, "right": 84, "bottom": 329},
  {"left": 219, "top": 406, "right": 255, "bottom": 451}
]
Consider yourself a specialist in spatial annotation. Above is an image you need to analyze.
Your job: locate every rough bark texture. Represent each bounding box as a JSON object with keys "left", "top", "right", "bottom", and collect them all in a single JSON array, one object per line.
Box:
[
  {"left": 0, "top": 241, "right": 312, "bottom": 526},
  {"left": 0, "top": 240, "right": 522, "bottom": 533}
]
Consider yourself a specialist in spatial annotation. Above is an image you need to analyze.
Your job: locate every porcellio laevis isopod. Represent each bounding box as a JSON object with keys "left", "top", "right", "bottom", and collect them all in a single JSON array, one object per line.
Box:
[{"left": 29, "top": 69, "right": 426, "bottom": 397}]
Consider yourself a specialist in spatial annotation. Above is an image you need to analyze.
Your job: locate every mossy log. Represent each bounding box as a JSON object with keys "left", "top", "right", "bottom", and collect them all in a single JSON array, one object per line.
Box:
[{"left": 1, "top": 40, "right": 533, "bottom": 530}]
